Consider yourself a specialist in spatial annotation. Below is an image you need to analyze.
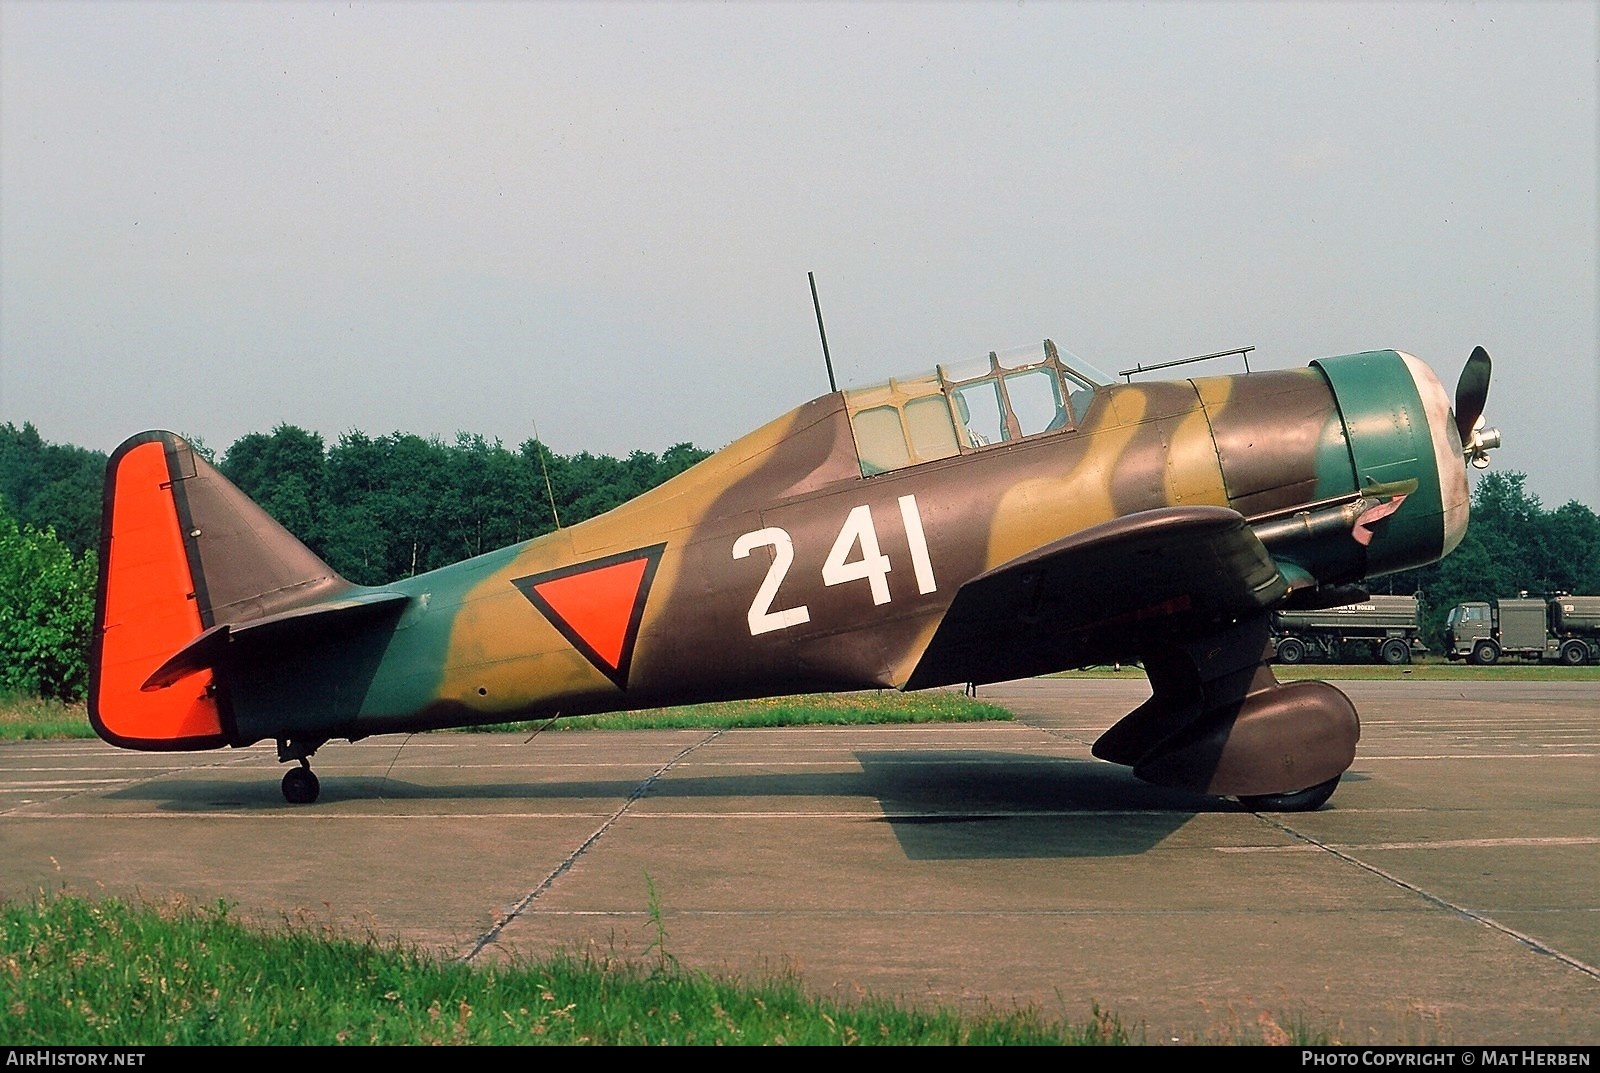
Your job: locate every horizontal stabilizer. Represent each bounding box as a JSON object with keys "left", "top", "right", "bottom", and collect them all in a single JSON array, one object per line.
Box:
[{"left": 140, "top": 591, "right": 410, "bottom": 691}]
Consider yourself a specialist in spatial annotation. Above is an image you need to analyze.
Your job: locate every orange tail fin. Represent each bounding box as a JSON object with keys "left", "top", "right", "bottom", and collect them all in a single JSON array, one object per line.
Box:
[{"left": 89, "top": 432, "right": 349, "bottom": 750}]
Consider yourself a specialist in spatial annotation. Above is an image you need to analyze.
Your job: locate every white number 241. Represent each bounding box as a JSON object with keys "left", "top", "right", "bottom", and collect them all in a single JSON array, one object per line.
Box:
[{"left": 732, "top": 494, "right": 937, "bottom": 636}]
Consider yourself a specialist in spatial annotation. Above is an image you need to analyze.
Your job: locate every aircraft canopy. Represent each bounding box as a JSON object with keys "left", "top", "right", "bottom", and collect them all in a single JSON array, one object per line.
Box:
[{"left": 844, "top": 339, "right": 1105, "bottom": 475}]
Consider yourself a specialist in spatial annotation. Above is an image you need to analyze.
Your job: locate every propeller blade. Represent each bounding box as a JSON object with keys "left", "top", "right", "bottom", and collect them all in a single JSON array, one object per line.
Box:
[{"left": 1454, "top": 346, "right": 1492, "bottom": 445}]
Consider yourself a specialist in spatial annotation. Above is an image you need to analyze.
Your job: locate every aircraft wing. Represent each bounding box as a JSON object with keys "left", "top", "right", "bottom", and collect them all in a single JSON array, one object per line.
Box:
[{"left": 903, "top": 505, "right": 1288, "bottom": 689}]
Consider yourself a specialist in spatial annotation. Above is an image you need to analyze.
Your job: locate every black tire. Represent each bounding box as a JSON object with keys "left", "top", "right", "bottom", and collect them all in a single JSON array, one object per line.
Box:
[
  {"left": 282, "top": 766, "right": 320, "bottom": 805},
  {"left": 1239, "top": 776, "right": 1341, "bottom": 813},
  {"left": 1275, "top": 638, "right": 1306, "bottom": 665},
  {"left": 1560, "top": 640, "right": 1590, "bottom": 666},
  {"left": 1380, "top": 638, "right": 1411, "bottom": 666},
  {"left": 1470, "top": 640, "right": 1499, "bottom": 666}
]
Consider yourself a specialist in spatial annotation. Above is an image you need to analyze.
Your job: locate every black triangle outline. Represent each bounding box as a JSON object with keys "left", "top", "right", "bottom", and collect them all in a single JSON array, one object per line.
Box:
[{"left": 510, "top": 543, "right": 667, "bottom": 690}]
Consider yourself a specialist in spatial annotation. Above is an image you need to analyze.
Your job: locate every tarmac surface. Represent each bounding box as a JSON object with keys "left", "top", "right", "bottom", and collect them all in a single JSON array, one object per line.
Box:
[{"left": 2, "top": 678, "right": 1597, "bottom": 1045}]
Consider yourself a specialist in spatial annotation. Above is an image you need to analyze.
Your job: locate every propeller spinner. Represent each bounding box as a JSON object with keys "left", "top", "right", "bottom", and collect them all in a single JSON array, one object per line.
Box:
[{"left": 1455, "top": 346, "right": 1501, "bottom": 469}]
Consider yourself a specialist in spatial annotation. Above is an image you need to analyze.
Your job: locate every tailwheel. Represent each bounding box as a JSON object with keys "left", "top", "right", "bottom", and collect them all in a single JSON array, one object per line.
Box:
[
  {"left": 1238, "top": 776, "right": 1340, "bottom": 813},
  {"left": 282, "top": 762, "right": 320, "bottom": 805}
]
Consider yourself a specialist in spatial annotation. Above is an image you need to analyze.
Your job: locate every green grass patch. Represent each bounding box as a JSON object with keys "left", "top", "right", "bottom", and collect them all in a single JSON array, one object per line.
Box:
[
  {"left": 0, "top": 692, "right": 93, "bottom": 740},
  {"left": 0, "top": 690, "right": 1011, "bottom": 742},
  {"left": 1051, "top": 660, "right": 1600, "bottom": 683},
  {"left": 0, "top": 891, "right": 1146, "bottom": 1046},
  {"left": 469, "top": 690, "right": 1016, "bottom": 734},
  {"left": 1269, "top": 660, "right": 1600, "bottom": 682}
]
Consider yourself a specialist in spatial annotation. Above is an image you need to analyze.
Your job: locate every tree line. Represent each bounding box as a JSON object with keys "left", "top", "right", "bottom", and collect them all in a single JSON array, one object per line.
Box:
[
  {"left": 1, "top": 418, "right": 1597, "bottom": 702},
  {"left": 0, "top": 421, "right": 709, "bottom": 579},
  {"left": 212, "top": 424, "right": 708, "bottom": 585},
  {"left": 0, "top": 421, "right": 709, "bottom": 700}
]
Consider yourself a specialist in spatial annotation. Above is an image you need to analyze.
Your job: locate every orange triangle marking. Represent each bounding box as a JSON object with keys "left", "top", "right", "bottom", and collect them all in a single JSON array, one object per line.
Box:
[
  {"left": 531, "top": 558, "right": 648, "bottom": 670},
  {"left": 511, "top": 544, "right": 666, "bottom": 690}
]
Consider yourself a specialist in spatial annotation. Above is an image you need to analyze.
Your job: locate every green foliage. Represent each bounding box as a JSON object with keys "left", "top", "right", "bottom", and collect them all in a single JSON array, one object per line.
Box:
[
  {"left": 0, "top": 891, "right": 1138, "bottom": 1045},
  {"left": 0, "top": 422, "right": 106, "bottom": 558},
  {"left": 227, "top": 425, "right": 711, "bottom": 585},
  {"left": 0, "top": 500, "right": 96, "bottom": 701}
]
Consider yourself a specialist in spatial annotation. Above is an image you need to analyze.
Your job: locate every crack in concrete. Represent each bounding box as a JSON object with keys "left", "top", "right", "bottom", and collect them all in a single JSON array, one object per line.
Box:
[
  {"left": 459, "top": 729, "right": 724, "bottom": 962},
  {"left": 1264, "top": 814, "right": 1600, "bottom": 983}
]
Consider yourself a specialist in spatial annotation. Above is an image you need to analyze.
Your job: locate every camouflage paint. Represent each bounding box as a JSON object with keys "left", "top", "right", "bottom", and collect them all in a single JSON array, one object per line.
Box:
[{"left": 88, "top": 345, "right": 1486, "bottom": 805}]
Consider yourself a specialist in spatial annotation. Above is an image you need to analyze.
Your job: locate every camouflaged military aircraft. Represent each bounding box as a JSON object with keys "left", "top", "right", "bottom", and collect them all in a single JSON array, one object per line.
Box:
[{"left": 88, "top": 339, "right": 1498, "bottom": 810}]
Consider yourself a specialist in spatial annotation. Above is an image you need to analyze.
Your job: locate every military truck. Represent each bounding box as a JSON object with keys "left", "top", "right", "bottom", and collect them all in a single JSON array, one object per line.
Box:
[
  {"left": 1444, "top": 594, "right": 1600, "bottom": 665},
  {"left": 1270, "top": 594, "right": 1426, "bottom": 665}
]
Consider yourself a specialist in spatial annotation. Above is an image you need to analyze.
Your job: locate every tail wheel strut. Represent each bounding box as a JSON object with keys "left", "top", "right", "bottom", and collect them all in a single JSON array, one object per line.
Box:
[{"left": 277, "top": 739, "right": 324, "bottom": 804}]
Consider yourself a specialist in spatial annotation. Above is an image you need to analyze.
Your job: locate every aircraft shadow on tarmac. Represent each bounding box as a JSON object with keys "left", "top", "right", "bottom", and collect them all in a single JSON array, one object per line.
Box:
[
  {"left": 855, "top": 750, "right": 1223, "bottom": 859},
  {"left": 109, "top": 748, "right": 1254, "bottom": 859}
]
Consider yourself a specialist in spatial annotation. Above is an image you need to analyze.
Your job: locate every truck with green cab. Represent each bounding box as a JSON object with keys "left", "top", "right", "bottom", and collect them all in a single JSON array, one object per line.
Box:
[{"left": 1444, "top": 594, "right": 1600, "bottom": 666}]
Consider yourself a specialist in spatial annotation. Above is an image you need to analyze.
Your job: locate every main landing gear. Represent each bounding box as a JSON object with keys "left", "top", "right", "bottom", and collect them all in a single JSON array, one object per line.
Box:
[
  {"left": 1092, "top": 615, "right": 1358, "bottom": 813},
  {"left": 277, "top": 738, "right": 324, "bottom": 804}
]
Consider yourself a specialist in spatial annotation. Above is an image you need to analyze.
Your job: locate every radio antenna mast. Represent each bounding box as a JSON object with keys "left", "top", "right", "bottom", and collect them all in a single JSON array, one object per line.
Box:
[
  {"left": 808, "top": 271, "right": 838, "bottom": 393},
  {"left": 529, "top": 414, "right": 562, "bottom": 530}
]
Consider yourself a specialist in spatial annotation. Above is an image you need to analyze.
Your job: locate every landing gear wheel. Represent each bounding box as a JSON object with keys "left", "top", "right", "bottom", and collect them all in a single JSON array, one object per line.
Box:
[
  {"left": 1380, "top": 638, "right": 1411, "bottom": 666},
  {"left": 1275, "top": 638, "right": 1306, "bottom": 665},
  {"left": 282, "top": 765, "right": 320, "bottom": 805},
  {"left": 1470, "top": 640, "right": 1499, "bottom": 666},
  {"left": 1239, "top": 776, "right": 1340, "bottom": 813}
]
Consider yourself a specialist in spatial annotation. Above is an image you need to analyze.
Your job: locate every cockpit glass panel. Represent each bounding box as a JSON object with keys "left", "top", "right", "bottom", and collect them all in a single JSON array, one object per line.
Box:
[
  {"left": 952, "top": 380, "right": 1007, "bottom": 446},
  {"left": 1055, "top": 344, "right": 1114, "bottom": 386},
  {"left": 850, "top": 405, "right": 911, "bottom": 475},
  {"left": 1065, "top": 381, "right": 1099, "bottom": 423},
  {"left": 1004, "top": 368, "right": 1066, "bottom": 436},
  {"left": 938, "top": 354, "right": 994, "bottom": 383},
  {"left": 1061, "top": 368, "right": 1095, "bottom": 395},
  {"left": 991, "top": 342, "right": 1045, "bottom": 372},
  {"left": 904, "top": 395, "right": 960, "bottom": 460}
]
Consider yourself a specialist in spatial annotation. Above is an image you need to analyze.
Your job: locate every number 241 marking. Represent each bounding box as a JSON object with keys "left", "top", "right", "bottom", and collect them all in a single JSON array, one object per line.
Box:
[{"left": 732, "top": 494, "right": 937, "bottom": 636}]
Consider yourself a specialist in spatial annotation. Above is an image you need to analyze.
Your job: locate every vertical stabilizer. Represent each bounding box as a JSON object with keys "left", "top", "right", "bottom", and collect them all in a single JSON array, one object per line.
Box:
[{"left": 89, "top": 431, "right": 350, "bottom": 749}]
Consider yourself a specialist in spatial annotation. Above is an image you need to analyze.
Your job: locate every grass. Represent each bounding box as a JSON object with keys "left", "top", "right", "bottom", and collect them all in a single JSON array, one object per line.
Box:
[
  {"left": 472, "top": 689, "right": 1017, "bottom": 733},
  {"left": 7, "top": 661, "right": 1598, "bottom": 741},
  {"left": 0, "top": 890, "right": 1150, "bottom": 1046},
  {"left": 0, "top": 690, "right": 1015, "bottom": 743},
  {"left": 0, "top": 693, "right": 95, "bottom": 740},
  {"left": 1053, "top": 659, "right": 1600, "bottom": 683},
  {"left": 1273, "top": 661, "right": 1599, "bottom": 681}
]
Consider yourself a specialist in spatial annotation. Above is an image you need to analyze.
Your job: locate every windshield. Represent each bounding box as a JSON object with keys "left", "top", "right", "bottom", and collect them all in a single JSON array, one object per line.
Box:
[{"left": 1052, "top": 342, "right": 1115, "bottom": 388}]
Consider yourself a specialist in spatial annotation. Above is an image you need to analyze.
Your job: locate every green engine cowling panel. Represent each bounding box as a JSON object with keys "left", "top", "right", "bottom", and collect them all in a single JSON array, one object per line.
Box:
[{"left": 1312, "top": 350, "right": 1447, "bottom": 576}]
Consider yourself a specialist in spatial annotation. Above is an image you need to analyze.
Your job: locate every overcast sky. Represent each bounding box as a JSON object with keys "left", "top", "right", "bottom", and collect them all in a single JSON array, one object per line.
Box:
[{"left": 2, "top": 1, "right": 1595, "bottom": 511}]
